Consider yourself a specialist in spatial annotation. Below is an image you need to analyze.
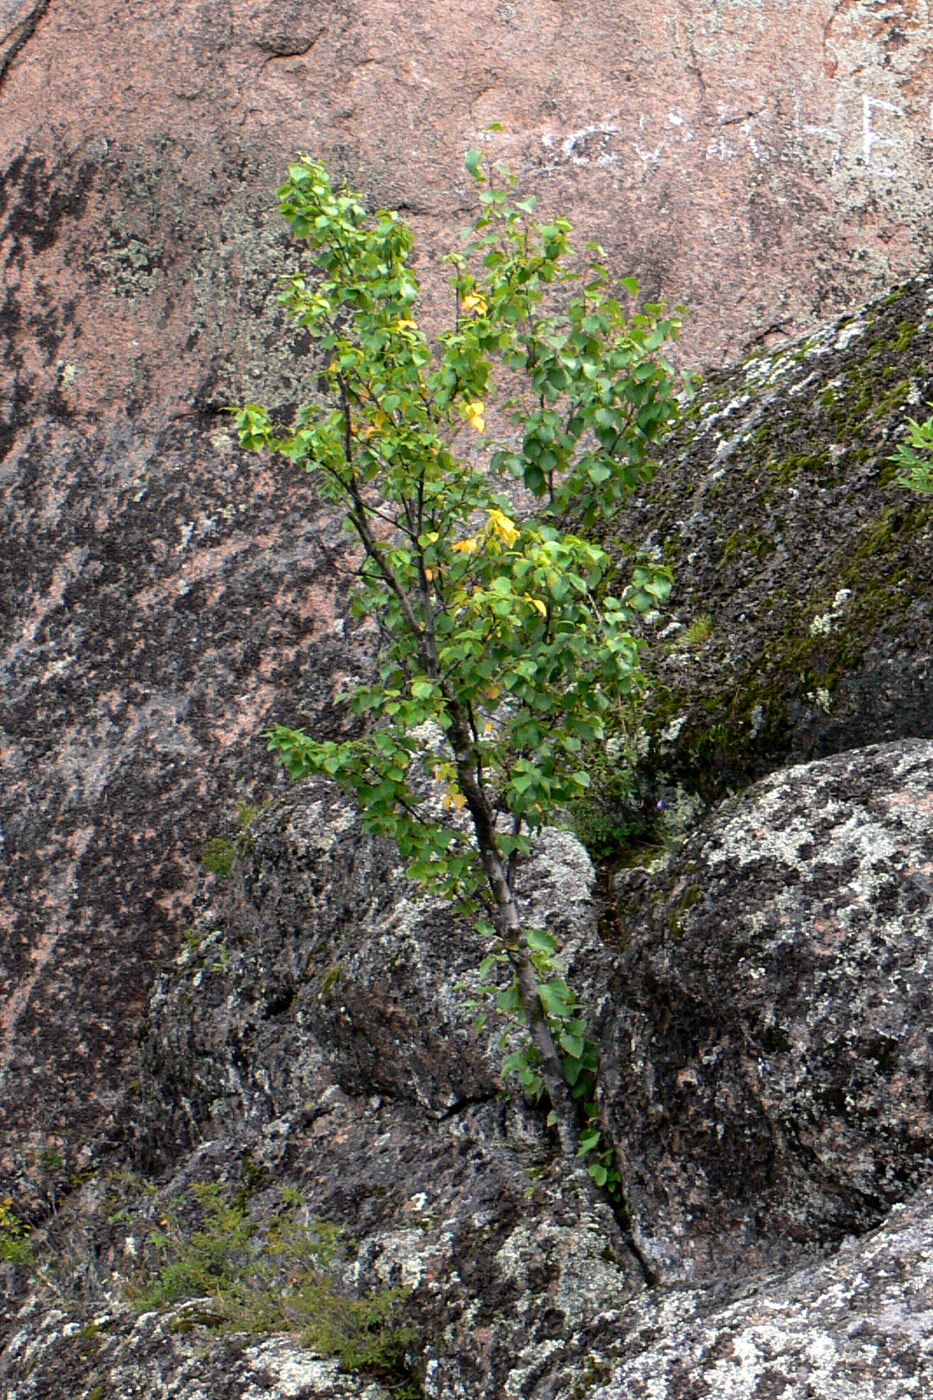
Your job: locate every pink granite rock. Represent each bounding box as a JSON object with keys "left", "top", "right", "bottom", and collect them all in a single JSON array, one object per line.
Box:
[{"left": 2, "top": 0, "right": 933, "bottom": 1198}]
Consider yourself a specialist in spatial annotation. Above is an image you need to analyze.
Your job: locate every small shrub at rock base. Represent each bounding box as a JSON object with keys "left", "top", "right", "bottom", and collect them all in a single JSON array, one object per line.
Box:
[
  {"left": 124, "top": 1183, "right": 416, "bottom": 1382},
  {"left": 0, "top": 1196, "right": 33, "bottom": 1265}
]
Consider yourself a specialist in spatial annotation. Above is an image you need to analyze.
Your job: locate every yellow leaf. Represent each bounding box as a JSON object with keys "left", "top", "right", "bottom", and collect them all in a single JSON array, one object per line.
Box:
[
  {"left": 443, "top": 790, "right": 468, "bottom": 810},
  {"left": 464, "top": 400, "right": 485, "bottom": 431},
  {"left": 486, "top": 508, "right": 519, "bottom": 547},
  {"left": 462, "top": 291, "right": 488, "bottom": 315},
  {"left": 524, "top": 595, "right": 548, "bottom": 618},
  {"left": 451, "top": 537, "right": 479, "bottom": 555},
  {"left": 396, "top": 318, "right": 417, "bottom": 331}
]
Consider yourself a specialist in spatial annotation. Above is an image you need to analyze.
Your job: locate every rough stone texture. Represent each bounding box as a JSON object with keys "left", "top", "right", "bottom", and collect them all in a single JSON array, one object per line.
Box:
[
  {"left": 609, "top": 266, "right": 933, "bottom": 822},
  {"left": 589, "top": 1181, "right": 933, "bottom": 1400},
  {"left": 128, "top": 783, "right": 639, "bottom": 1400},
  {"left": 0, "top": 415, "right": 363, "bottom": 1195},
  {"left": 6, "top": 2, "right": 933, "bottom": 1390},
  {"left": 0, "top": 787, "right": 641, "bottom": 1397},
  {"left": 5, "top": 0, "right": 933, "bottom": 411},
  {"left": 601, "top": 737, "right": 933, "bottom": 1287},
  {"left": 0, "top": 1303, "right": 395, "bottom": 1399},
  {"left": 7, "top": 743, "right": 933, "bottom": 1396},
  {"left": 5, "top": 0, "right": 933, "bottom": 1199},
  {"left": 136, "top": 781, "right": 607, "bottom": 1154}
]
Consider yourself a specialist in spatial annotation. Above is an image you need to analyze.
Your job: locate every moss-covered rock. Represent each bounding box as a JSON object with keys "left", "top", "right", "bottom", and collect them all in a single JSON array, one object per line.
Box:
[{"left": 610, "top": 271, "right": 933, "bottom": 813}]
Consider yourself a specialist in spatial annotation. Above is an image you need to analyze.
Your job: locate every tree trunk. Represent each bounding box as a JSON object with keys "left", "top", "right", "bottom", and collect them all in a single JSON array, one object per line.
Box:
[{"left": 440, "top": 709, "right": 583, "bottom": 1160}]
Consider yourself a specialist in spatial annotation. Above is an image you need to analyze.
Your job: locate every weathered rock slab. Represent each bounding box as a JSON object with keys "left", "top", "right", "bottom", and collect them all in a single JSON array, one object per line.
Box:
[
  {"left": 613, "top": 268, "right": 933, "bottom": 813},
  {"left": 6, "top": 0, "right": 933, "bottom": 1209},
  {"left": 603, "top": 737, "right": 933, "bottom": 1285},
  {"left": 0, "top": 1304, "right": 394, "bottom": 1399},
  {"left": 590, "top": 1180, "right": 933, "bottom": 1400}
]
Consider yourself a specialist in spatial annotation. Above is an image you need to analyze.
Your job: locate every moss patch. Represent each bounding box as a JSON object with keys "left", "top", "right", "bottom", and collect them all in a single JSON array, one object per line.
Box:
[{"left": 602, "top": 268, "right": 933, "bottom": 817}]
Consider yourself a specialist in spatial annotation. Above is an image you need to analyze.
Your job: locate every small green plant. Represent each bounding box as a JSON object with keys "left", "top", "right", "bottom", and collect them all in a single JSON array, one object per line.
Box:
[
  {"left": 125, "top": 1184, "right": 415, "bottom": 1382},
  {"left": 682, "top": 614, "right": 714, "bottom": 645},
  {"left": 0, "top": 1196, "right": 33, "bottom": 1265},
  {"left": 890, "top": 410, "right": 933, "bottom": 493},
  {"left": 567, "top": 755, "right": 650, "bottom": 862},
  {"left": 235, "top": 800, "right": 265, "bottom": 830},
  {"left": 201, "top": 836, "right": 236, "bottom": 878},
  {"left": 236, "top": 150, "right": 683, "bottom": 1208}
]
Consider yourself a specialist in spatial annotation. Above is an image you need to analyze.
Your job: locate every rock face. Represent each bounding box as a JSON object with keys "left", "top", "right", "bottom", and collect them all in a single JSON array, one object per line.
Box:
[
  {"left": 4, "top": 0, "right": 933, "bottom": 1199},
  {"left": 602, "top": 737, "right": 933, "bottom": 1286},
  {"left": 589, "top": 1181, "right": 933, "bottom": 1400},
  {"left": 0, "top": 1312, "right": 397, "bottom": 1400},
  {"left": 615, "top": 270, "right": 933, "bottom": 815},
  {"left": 5, "top": 740, "right": 933, "bottom": 1398},
  {"left": 5, "top": 3, "right": 933, "bottom": 1393},
  {"left": 132, "top": 785, "right": 638, "bottom": 1400},
  {"left": 137, "top": 783, "right": 609, "bottom": 1155}
]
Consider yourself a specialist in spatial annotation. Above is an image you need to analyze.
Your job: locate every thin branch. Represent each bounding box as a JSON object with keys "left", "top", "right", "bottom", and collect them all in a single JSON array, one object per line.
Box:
[
  {"left": 506, "top": 811, "right": 523, "bottom": 892},
  {"left": 345, "top": 497, "right": 427, "bottom": 646}
]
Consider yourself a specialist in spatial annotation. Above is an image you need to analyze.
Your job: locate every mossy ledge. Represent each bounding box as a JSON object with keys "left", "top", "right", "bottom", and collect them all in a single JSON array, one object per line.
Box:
[{"left": 603, "top": 269, "right": 933, "bottom": 817}]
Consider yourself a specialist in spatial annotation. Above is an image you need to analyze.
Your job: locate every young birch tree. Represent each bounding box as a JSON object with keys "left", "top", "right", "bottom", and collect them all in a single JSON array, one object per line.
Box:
[{"left": 236, "top": 150, "right": 682, "bottom": 1189}]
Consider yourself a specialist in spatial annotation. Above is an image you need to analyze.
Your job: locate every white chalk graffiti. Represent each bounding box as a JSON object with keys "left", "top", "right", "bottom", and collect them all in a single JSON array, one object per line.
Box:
[
  {"left": 794, "top": 95, "right": 844, "bottom": 173},
  {"left": 541, "top": 121, "right": 623, "bottom": 168},
  {"left": 537, "top": 89, "right": 910, "bottom": 182},
  {"left": 862, "top": 94, "right": 904, "bottom": 172}
]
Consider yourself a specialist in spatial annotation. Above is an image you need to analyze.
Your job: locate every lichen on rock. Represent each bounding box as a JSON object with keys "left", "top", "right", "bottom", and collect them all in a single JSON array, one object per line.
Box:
[
  {"left": 609, "top": 274, "right": 933, "bottom": 824},
  {"left": 600, "top": 737, "right": 933, "bottom": 1288}
]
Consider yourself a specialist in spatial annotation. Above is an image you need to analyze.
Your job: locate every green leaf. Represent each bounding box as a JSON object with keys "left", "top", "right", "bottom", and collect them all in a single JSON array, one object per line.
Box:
[
  {"left": 465, "top": 148, "right": 484, "bottom": 181},
  {"left": 497, "top": 982, "right": 523, "bottom": 1014},
  {"left": 538, "top": 980, "right": 574, "bottom": 1018}
]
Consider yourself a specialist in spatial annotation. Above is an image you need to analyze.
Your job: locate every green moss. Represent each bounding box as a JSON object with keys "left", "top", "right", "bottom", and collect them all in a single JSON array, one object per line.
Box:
[
  {"left": 603, "top": 273, "right": 933, "bottom": 831},
  {"left": 767, "top": 449, "right": 832, "bottom": 485},
  {"left": 571, "top": 1355, "right": 614, "bottom": 1397},
  {"left": 682, "top": 614, "right": 714, "bottom": 645},
  {"left": 319, "top": 963, "right": 343, "bottom": 995},
  {"left": 201, "top": 837, "right": 235, "bottom": 879},
  {"left": 669, "top": 884, "right": 702, "bottom": 940},
  {"left": 719, "top": 529, "right": 765, "bottom": 565},
  {"left": 892, "top": 320, "right": 917, "bottom": 353}
]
